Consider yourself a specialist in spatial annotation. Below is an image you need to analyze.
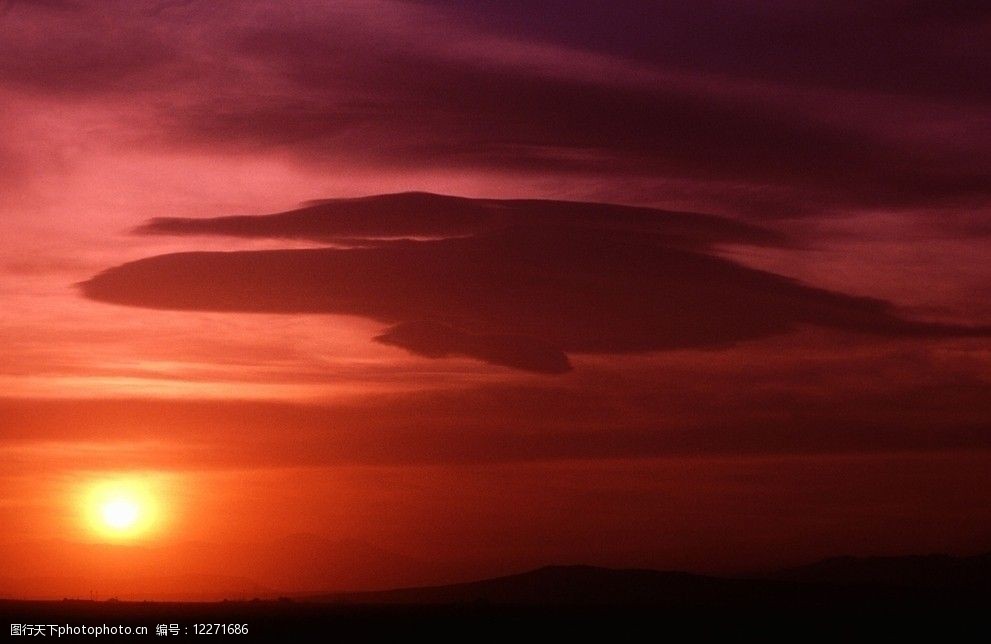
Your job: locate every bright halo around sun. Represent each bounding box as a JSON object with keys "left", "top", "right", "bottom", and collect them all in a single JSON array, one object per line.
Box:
[
  {"left": 102, "top": 497, "right": 139, "bottom": 530},
  {"left": 83, "top": 478, "right": 161, "bottom": 540}
]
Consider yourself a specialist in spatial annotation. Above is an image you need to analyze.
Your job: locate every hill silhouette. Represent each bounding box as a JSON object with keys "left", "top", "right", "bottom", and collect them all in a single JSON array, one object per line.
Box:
[
  {"left": 305, "top": 565, "right": 744, "bottom": 605},
  {"left": 2, "top": 556, "right": 987, "bottom": 640},
  {"left": 298, "top": 555, "right": 990, "bottom": 608},
  {"left": 772, "top": 552, "right": 991, "bottom": 590}
]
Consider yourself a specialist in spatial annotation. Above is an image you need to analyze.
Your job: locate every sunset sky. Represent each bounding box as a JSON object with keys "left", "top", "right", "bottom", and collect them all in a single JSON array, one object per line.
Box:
[{"left": 1, "top": 0, "right": 990, "bottom": 599}]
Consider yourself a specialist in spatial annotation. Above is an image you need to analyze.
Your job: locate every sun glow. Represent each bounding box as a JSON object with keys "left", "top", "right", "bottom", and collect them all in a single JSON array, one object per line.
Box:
[
  {"left": 83, "top": 478, "right": 162, "bottom": 540},
  {"left": 101, "top": 497, "right": 139, "bottom": 529}
]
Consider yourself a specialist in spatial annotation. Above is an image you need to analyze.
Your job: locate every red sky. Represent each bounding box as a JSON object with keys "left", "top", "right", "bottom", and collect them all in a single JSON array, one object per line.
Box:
[{"left": 1, "top": 0, "right": 990, "bottom": 599}]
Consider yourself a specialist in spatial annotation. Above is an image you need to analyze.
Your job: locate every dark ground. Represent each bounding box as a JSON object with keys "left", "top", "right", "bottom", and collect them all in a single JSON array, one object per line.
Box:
[
  {"left": 1, "top": 598, "right": 987, "bottom": 641},
  {"left": 2, "top": 559, "right": 989, "bottom": 641}
]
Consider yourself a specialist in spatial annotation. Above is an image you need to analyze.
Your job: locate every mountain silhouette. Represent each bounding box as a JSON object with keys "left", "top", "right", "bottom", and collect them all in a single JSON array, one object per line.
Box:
[
  {"left": 304, "top": 565, "right": 745, "bottom": 605},
  {"left": 2, "top": 556, "right": 987, "bottom": 640},
  {"left": 772, "top": 552, "right": 991, "bottom": 590},
  {"left": 298, "top": 555, "right": 991, "bottom": 608}
]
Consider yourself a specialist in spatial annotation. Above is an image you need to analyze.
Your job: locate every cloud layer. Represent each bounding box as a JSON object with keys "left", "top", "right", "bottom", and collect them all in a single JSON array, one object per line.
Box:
[
  {"left": 136, "top": 191, "right": 783, "bottom": 247},
  {"left": 82, "top": 193, "right": 989, "bottom": 372},
  {"left": 2, "top": 0, "right": 988, "bottom": 220},
  {"left": 375, "top": 321, "right": 573, "bottom": 374}
]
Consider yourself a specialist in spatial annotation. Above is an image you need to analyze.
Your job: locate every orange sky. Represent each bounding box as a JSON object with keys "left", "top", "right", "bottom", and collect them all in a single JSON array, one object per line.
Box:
[{"left": 1, "top": 0, "right": 990, "bottom": 599}]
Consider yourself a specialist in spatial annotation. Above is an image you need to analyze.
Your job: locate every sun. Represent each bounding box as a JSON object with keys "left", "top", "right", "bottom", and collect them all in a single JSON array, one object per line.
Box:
[
  {"left": 101, "top": 496, "right": 140, "bottom": 530},
  {"left": 83, "top": 478, "right": 161, "bottom": 540}
]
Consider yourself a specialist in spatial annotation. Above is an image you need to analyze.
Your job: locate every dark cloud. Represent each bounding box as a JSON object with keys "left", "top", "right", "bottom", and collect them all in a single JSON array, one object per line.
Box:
[
  {"left": 2, "top": 2, "right": 987, "bottom": 218},
  {"left": 375, "top": 321, "right": 572, "bottom": 374},
  {"left": 136, "top": 191, "right": 784, "bottom": 247},
  {"left": 412, "top": 0, "right": 991, "bottom": 103},
  {"left": 0, "top": 0, "right": 80, "bottom": 13},
  {"left": 164, "top": 19, "right": 990, "bottom": 216},
  {"left": 81, "top": 194, "right": 990, "bottom": 372},
  {"left": 4, "top": 369, "right": 991, "bottom": 465},
  {"left": 0, "top": 1, "right": 177, "bottom": 94}
]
